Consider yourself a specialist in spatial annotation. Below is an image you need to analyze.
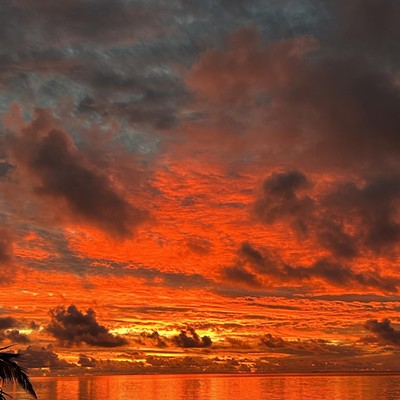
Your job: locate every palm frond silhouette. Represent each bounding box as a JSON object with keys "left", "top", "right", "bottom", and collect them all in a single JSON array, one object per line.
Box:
[{"left": 0, "top": 346, "right": 37, "bottom": 399}]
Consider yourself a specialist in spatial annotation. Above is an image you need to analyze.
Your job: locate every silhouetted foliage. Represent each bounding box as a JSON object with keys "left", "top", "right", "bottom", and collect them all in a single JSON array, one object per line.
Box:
[{"left": 0, "top": 346, "right": 37, "bottom": 399}]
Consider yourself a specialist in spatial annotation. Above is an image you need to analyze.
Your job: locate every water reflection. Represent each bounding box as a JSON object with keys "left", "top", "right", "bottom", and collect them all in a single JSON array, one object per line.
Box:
[{"left": 7, "top": 374, "right": 400, "bottom": 400}]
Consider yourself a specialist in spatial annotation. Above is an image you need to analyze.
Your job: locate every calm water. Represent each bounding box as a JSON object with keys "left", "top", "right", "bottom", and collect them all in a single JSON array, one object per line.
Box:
[{"left": 7, "top": 374, "right": 400, "bottom": 400}]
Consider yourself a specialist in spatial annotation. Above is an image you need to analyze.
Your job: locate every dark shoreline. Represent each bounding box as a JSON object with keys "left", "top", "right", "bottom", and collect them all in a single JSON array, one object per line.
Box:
[{"left": 30, "top": 371, "right": 400, "bottom": 379}]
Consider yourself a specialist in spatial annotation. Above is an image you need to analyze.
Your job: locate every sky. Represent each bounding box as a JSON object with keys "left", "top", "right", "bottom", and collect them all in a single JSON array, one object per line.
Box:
[{"left": 0, "top": 0, "right": 400, "bottom": 375}]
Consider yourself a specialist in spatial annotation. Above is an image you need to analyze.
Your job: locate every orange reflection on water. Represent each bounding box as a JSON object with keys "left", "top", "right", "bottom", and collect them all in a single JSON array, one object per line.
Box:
[{"left": 8, "top": 374, "right": 400, "bottom": 400}]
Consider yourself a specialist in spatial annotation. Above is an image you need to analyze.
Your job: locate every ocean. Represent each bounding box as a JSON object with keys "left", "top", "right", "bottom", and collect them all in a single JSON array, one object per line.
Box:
[{"left": 7, "top": 373, "right": 400, "bottom": 400}]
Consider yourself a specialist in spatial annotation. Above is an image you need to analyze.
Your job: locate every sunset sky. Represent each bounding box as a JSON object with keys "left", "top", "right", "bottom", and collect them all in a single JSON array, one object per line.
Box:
[{"left": 1, "top": 0, "right": 400, "bottom": 375}]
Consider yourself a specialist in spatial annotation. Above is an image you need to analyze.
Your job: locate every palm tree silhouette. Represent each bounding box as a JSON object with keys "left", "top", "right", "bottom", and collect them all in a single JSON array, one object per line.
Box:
[{"left": 0, "top": 346, "right": 37, "bottom": 399}]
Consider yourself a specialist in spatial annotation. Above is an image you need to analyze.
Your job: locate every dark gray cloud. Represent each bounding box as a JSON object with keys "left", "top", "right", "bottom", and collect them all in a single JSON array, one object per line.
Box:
[
  {"left": 18, "top": 345, "right": 73, "bottom": 370},
  {"left": 189, "top": 8, "right": 400, "bottom": 168},
  {"left": 0, "top": 0, "right": 188, "bottom": 137},
  {"left": 2, "top": 329, "right": 30, "bottom": 344},
  {"left": 173, "top": 326, "right": 212, "bottom": 348},
  {"left": 304, "top": 259, "right": 397, "bottom": 292},
  {"left": 321, "top": 176, "right": 400, "bottom": 256},
  {"left": 259, "top": 333, "right": 285, "bottom": 348},
  {"left": 0, "top": 0, "right": 328, "bottom": 131},
  {"left": 4, "top": 0, "right": 157, "bottom": 45},
  {"left": 0, "top": 316, "right": 17, "bottom": 329},
  {"left": 255, "top": 172, "right": 400, "bottom": 259},
  {"left": 2, "top": 0, "right": 398, "bottom": 167},
  {"left": 0, "top": 316, "right": 30, "bottom": 343},
  {"left": 78, "top": 354, "right": 97, "bottom": 368},
  {"left": 332, "top": 0, "right": 400, "bottom": 65},
  {"left": 0, "top": 162, "right": 13, "bottom": 177},
  {"left": 47, "top": 304, "right": 128, "bottom": 347},
  {"left": 254, "top": 171, "right": 312, "bottom": 229},
  {"left": 10, "top": 111, "right": 148, "bottom": 239},
  {"left": 222, "top": 265, "right": 261, "bottom": 288},
  {"left": 291, "top": 58, "right": 400, "bottom": 168},
  {"left": 364, "top": 318, "right": 400, "bottom": 346},
  {"left": 138, "top": 331, "right": 168, "bottom": 348},
  {"left": 226, "top": 241, "right": 399, "bottom": 292},
  {"left": 259, "top": 333, "right": 359, "bottom": 356},
  {"left": 30, "top": 321, "right": 41, "bottom": 331}
]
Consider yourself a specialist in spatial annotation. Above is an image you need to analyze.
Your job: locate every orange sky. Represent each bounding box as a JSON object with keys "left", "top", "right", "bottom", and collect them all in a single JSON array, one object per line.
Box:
[{"left": 0, "top": 0, "right": 400, "bottom": 375}]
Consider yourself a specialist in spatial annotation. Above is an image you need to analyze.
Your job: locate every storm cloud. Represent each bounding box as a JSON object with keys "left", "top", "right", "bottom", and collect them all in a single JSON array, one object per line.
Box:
[
  {"left": 224, "top": 242, "right": 399, "bottom": 293},
  {"left": 47, "top": 304, "right": 128, "bottom": 347},
  {"left": 0, "top": 316, "right": 17, "bottom": 330},
  {"left": 9, "top": 111, "right": 147, "bottom": 238},
  {"left": 0, "top": 316, "right": 30, "bottom": 344},
  {"left": 364, "top": 318, "right": 400, "bottom": 347},
  {"left": 222, "top": 264, "right": 261, "bottom": 288},
  {"left": 173, "top": 326, "right": 212, "bottom": 348},
  {"left": 188, "top": 14, "right": 400, "bottom": 168},
  {"left": 19, "top": 345, "right": 73, "bottom": 370},
  {"left": 138, "top": 331, "right": 168, "bottom": 349},
  {"left": 2, "top": 329, "right": 30, "bottom": 344},
  {"left": 254, "top": 170, "right": 313, "bottom": 231},
  {"left": 78, "top": 354, "right": 97, "bottom": 368},
  {"left": 254, "top": 172, "right": 400, "bottom": 260}
]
